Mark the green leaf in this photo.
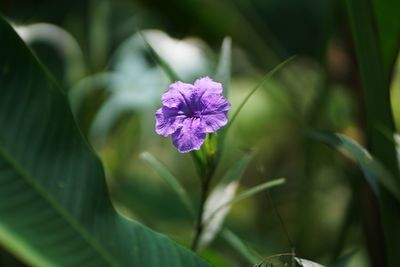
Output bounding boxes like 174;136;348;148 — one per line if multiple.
221;228;262;265
333;250;358;267
214;38;232;159
346;0;400;265
345;0;399;179
371;0;400;74
0;15;209;267
88;0;110;69
198;153;253;249
226;56;295;131
204;178;286;224
140;151;195;216
139;31;180;82
215;37;231;98
310;131;400;202
14;22;85;86
68;72;114;115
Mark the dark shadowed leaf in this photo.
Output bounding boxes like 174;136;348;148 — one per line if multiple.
0;15;209;267
346;0;400;264
371;0;400;73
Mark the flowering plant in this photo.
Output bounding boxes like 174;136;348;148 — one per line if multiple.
155;77;230;153
150;55;289;251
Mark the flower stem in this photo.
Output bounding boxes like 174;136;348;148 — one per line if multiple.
191;160;215;252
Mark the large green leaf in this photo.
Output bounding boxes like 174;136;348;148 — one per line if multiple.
345;0;399;177
345;0;400;265
0;15;210;267
371;0;400;74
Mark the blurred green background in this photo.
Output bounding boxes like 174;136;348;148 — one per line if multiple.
1;0;399;266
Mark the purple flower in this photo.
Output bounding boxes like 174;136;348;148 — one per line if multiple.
155;77;231;153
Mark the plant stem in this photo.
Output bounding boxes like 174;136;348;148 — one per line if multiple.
191;161;215;252
266;189;293;250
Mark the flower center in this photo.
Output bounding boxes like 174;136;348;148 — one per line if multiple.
192;111;202;118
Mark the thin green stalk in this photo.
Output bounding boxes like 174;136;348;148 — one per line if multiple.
331;192;356;262
190;162;216;251
203;178;286;225
225;56;295;132
138;31;180;82
266;189;293;251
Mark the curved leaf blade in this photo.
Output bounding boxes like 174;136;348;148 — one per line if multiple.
221;228;262;265
0;15;209;267
139;31;180;82
140;151;195;216
310;131;400;202
205;178;286;223
215;37;231;98
198;153;253;249
226;56;295;132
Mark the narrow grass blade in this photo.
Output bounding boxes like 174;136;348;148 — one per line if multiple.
214;37;232;159
310;131;400;202
227;178;285;206
215;37;232;97
138;31;180;82
226;56;295;131
204;178;286;225
220;153;254;185
221;228;262;265
140;152;195;216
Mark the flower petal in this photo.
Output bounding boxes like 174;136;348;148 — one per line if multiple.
202;113;228;133
172;118;206;153
155;107;184;137
161;81;194;111
194;77;223;96
201;94;231;114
